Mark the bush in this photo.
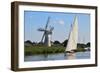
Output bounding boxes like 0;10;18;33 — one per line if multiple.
24;44;65;55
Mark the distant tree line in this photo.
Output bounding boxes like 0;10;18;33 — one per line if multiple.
62;39;90;48
25;39;90;48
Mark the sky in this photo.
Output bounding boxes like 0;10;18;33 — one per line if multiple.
24;11;90;44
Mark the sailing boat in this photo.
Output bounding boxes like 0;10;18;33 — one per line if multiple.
65;16;78;54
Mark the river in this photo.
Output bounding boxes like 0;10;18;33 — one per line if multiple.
24;51;90;62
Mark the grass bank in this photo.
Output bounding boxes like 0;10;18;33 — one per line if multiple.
24;44;86;56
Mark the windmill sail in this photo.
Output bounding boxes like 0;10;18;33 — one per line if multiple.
41;17;50;43
38;17;54;47
65;16;78;52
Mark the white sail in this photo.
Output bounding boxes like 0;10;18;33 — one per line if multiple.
65;16;78;52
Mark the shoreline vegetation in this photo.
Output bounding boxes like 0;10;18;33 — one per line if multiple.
24;40;90;56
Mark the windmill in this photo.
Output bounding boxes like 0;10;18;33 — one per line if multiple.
38;17;54;47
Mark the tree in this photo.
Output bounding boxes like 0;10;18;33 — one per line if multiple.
53;40;60;44
77;43;86;48
25;40;33;44
86;42;90;47
33;42;37;45
62;39;68;47
24;40;33;46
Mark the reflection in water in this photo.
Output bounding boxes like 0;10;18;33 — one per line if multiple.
24;51;90;62
44;54;48;60
67;53;76;59
64;53;76;60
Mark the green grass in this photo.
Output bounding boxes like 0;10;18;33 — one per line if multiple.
24;44;86;56
24;44;65;56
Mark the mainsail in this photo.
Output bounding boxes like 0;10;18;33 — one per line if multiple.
65;16;78;52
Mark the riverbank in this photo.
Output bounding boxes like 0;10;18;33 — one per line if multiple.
24;44;87;56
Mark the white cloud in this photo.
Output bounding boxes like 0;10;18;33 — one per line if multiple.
53;19;65;25
58;20;65;25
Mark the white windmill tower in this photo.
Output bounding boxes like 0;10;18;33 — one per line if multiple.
38;17;54;47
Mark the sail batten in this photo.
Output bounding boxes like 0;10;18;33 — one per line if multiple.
65;16;78;52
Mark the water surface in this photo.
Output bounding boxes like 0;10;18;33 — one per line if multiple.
24;51;90;62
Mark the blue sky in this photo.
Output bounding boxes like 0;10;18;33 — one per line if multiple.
24;11;90;44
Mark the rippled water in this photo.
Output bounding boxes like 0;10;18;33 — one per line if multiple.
24;51;90;62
